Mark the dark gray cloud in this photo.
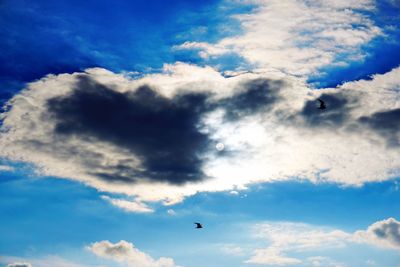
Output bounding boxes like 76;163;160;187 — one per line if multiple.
300;93;352;127
359;108;400;146
222;78;282;120
44;76;285;185
299;93;400;147
369;218;400;248
47;76;212;185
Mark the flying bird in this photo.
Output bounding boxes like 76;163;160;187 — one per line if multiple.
317;98;326;110
194;222;203;229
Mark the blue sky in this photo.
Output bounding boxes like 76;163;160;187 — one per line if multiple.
0;0;249;89
1;1;400;267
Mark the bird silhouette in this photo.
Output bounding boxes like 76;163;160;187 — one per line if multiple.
317;98;326;110
194;222;203;229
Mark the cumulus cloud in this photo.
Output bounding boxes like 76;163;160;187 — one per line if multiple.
88;240;177;267
176;0;381;76
101;195;154;213
246;218;400;265
0;63;400;207
354;218;400;249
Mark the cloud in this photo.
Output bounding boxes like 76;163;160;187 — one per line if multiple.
299;92;353;128
101;195;154;213
246;248;302;265
88;240;177;267
306;256;345;267
359;108;400;146
354;218;400;249
1;64;400;206
166;209;176;216
46;75;212;185
246;218;400;265
0;256;92;267
7;263;32;267
0;165;14;171
246;222;350;265
219;78;283;120
176;0;381;76
220;244;244;256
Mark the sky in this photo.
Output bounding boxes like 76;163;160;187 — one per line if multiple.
1;0;400;266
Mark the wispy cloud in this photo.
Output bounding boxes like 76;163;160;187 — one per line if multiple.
246;218;400;265
0;256;93;267
220;244;245;256
176;0;381;76
246;222;350;265
101;195;154;213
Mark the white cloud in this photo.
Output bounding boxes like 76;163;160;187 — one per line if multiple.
246;222;350;265
88;240;177;267
0;256;93;267
246;247;302;265
0;165;14;171
306;256;345;267
6;263;32;267
246;218;400;265
101;196;154;213
176;0;381;76
1;64;400;207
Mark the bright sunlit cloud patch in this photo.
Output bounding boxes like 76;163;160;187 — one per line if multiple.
176;0;381;76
